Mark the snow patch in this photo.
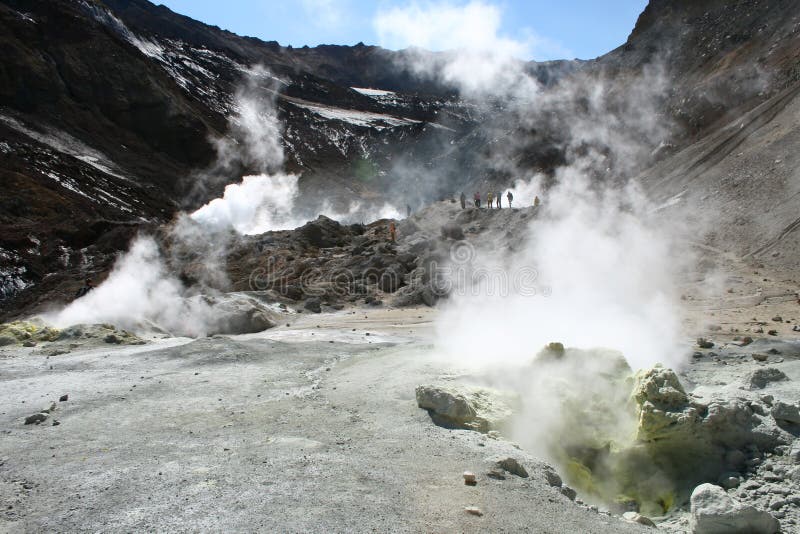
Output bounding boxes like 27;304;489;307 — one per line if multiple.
352;87;397;97
289;101;420;130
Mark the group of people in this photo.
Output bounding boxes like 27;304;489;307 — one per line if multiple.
460;190;539;210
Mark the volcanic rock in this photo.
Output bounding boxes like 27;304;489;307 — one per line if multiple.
495;457;529;479
746;368;789;389
690;483;779;534
415;384;515;433
771;402;800;425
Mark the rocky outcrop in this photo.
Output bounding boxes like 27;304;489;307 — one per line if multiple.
415;384;516;433
690;483;779;534
0;320;60;346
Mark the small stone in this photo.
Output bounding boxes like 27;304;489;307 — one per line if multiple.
720;475;741;490
769;500;785;511
486;469;505;480
465;506;483;517
59;394;68;402
560;486;577;500
104;334;121;344
22;341;36;347
463;471;477;485
52;420;60;426
496;457;528;478
752;353;769;362
544;469;562;488
772;316;783;322
767;330;778;336
24;413;48;425
697;338;714;349
623;511;656;527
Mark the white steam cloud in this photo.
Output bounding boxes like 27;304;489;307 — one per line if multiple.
45;237;215;336
375;1;540;96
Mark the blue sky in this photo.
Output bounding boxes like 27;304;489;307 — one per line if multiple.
157;0;648;61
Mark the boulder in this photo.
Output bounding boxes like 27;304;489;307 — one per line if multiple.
415;384;515;433
210;298;276;334
392;283;436;307
690;483;779;534
771;402;800;425
746;368;788;389
495;457;529;478
303;298;322;314
297;216;349;248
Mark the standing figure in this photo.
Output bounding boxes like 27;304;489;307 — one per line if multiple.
534;195;540;208
507;191;513;208
487;191;493;209
460;192;466;209
496;191;502;208
474;192;480;208
406;204;412;218
389;221;397;242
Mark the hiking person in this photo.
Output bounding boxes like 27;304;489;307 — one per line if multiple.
507;191;513;208
460;192;466;209
496;191;502;208
75;278;94;299
534;195;540;207
389;221;397;242
487;191;493;209
474;191;480;208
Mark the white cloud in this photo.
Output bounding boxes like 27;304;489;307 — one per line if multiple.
374;1;528;57
373;1;557;96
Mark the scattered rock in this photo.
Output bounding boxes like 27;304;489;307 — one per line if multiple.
767;330;778;336
24;413;48;425
697;338;715;349
496;457;529;478
771;402;800;425
560;486;577;500
543;468;562;487
623;511;656;527
788;440;800;464
22;340;36;347
464;506;483;517
104;333;121;344
415;384;515;433
59;394;68;402
304;298;322;314
690;483;779;534
719;474;741;489
752;353;769;362
486;469;506;480
746;368;789;389
463;471;477;486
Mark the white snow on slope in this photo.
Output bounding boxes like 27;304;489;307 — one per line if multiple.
352;87;397;97
289;101;420;130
